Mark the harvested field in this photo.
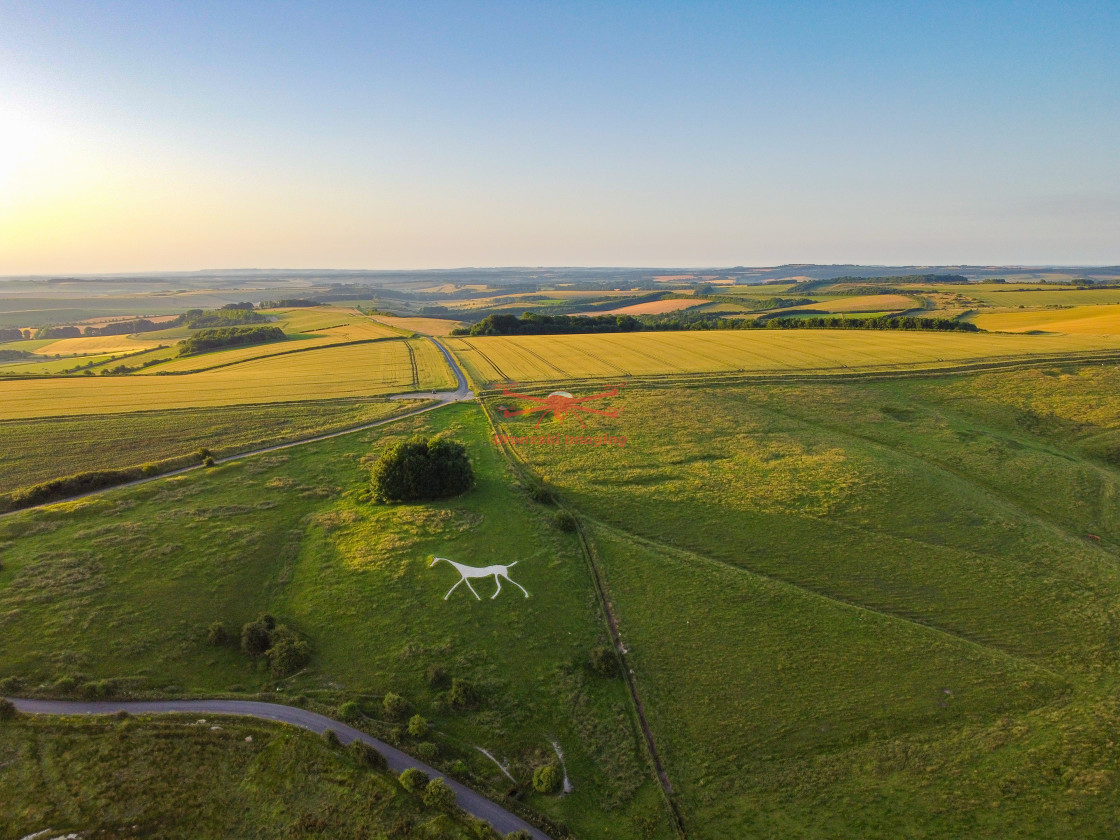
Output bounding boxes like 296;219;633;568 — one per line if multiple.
33;334;170;356
596;298;705;315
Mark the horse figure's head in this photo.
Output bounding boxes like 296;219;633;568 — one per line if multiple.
430;556;448;567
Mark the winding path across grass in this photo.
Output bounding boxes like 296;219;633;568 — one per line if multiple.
7;697;550;840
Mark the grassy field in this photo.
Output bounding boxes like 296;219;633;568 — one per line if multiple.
0;398;426;494
489;363;1120;837
949;287;1120;307
0;712;483;840
0;403;670;839
448;330;1120;385
0;338;452;419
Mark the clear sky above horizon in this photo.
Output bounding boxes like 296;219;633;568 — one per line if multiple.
1;1;1117;274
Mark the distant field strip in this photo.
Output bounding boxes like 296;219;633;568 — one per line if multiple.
140;310;399;373
972;304;1120;335
32;334;170;356
0;339;452;419
448;330;1120;384
368;315;464;335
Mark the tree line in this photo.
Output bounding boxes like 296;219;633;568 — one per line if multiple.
454;310;979;337
177;325;286;356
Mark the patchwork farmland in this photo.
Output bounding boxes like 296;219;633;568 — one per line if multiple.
448;329;1120;385
4;270;1120;839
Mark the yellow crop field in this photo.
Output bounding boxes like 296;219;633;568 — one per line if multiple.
972;304;1120;335
599;298;705;315
32;335;169;356
813;294;916;313
0;338;452;419
370;315;464;335
447;330;1120;385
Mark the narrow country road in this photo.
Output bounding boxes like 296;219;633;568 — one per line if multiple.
8;697;550;840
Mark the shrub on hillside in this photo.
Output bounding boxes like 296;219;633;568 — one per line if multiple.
590;646;619;678
383;692;409;720
240;619;273;658
423;777;457;812
426;665;450;690
266;628;311;677
370;436;474;503
207;622;228;646
407;714;428;738
399;767;428;793
322;729;341;747
554;510;577;532
415;741;438;761
532;764;562;794
529;483;555;505
351;739;388;770
238;614;310;676
0;698;17;721
338;700;361;722
447;678;477;710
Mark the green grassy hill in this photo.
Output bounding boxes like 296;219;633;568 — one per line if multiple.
0;712;484;840
490;364;1120;838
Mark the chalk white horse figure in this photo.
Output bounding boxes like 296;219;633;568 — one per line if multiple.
430;557;530;600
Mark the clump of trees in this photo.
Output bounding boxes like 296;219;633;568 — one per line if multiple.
173;308;268;329
239;613;311;677
370;437;474;503
33;325;82;339
177;325;286;356
261;298;321;308
0;698;18;721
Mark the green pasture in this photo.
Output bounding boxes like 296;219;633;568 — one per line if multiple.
0;403;669;839
492;363;1120;837
0;398;426;494
0;713;481;840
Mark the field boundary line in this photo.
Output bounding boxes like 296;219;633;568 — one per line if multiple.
587;516;1066;682
477;401;687;839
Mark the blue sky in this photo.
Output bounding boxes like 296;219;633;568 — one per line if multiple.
1;1;1117;271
